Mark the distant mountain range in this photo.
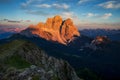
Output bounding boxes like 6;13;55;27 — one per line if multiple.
0;32;15;39
0;26;24;39
80;29;120;41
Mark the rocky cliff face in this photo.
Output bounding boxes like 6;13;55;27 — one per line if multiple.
0;40;81;80
83;36;111;50
91;36;110;45
21;15;80;45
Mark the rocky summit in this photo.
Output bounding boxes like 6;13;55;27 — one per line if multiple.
21;15;80;45
91;36;110;45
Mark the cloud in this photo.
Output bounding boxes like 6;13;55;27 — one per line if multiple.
84;13;112;19
60;12;81;25
35;4;51;8
3;19;21;23
21;0;39;8
22;0;69;10
82;13;98;18
3;19;9;21
52;3;69;9
61;12;74;19
26;10;51;16
21;0;33;8
78;0;93;4
98;1;120;9
7;21;21;23
0;27;24;33
1;19;31;23
78;23;120;30
35;3;69;10
21;0;70;16
86;13;98;17
101;13;112;19
26;20;31;22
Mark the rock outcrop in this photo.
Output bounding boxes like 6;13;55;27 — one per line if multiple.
21;15;80;45
84;36;111;50
0;40;81;80
91;36;110;45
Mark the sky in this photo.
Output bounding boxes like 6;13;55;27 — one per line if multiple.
0;0;120;30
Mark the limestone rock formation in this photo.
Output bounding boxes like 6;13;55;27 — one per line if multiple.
61;18;80;43
21;15;80;45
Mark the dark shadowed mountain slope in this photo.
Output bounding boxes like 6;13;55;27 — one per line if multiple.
0;32;15;39
108;33;120;41
1;33;120;80
0;39;81;80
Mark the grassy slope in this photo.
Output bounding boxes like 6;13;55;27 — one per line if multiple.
0;40;31;69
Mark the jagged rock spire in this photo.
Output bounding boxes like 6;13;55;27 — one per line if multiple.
21;15;80;45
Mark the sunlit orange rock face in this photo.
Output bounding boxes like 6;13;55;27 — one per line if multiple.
92;36;110;45
22;15;80;45
61;18;80;43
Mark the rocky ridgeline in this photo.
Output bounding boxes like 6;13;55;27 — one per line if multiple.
21;15;80;45
0;40;81;80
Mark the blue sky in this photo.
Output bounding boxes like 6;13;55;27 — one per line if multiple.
0;0;120;29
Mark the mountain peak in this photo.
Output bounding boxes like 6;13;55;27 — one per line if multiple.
91;36;110;45
53;15;62;20
21;15;80;44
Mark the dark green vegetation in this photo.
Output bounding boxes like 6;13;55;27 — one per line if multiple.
4;54;31;69
0;40;30;69
76;68;102;80
0;39;80;80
